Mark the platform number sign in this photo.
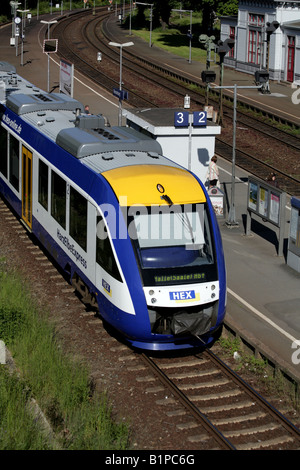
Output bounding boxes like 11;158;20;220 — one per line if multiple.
193;111;207;127
174;111;207;128
174;111;189;127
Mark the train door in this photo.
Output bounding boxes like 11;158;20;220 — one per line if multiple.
22;145;32;229
287;36;295;82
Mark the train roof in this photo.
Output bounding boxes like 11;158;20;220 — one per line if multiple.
0;66;178;174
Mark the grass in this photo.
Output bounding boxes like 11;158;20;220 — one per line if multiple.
124;10;213;64
0;262;129;450
217;335;300;409
129;27;208;63
0;367;53;450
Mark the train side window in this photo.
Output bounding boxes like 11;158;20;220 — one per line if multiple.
38;159;49;210
0;126;8;178
96;215;122;282
51;170;66;229
9;134;19;191
70;186;87;251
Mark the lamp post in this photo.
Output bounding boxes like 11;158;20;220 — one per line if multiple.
216;38;235;125
135;2;153;47
10;1;21;45
109;41;134;125
40;19;58;92
172;9;193;63
17;8;29;66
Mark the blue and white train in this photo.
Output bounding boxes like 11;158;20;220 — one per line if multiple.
0;63;226;351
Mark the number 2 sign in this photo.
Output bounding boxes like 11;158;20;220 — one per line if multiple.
193;111;207;127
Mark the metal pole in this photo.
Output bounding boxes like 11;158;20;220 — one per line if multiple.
109;41;134;125
209;84;262;227
41;20;57;93
16;9;29;65
218;61;223;125
47;24;50;92
119;46;123;125
172;8;193;62
188;113;192;171
227;84;238;225
189;10;192;64
21;13;24;66
129;0;132;35
149;4;152;47
135;3;154;47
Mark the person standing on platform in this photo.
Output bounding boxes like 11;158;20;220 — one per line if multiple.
207;155;220;188
266;172;279;187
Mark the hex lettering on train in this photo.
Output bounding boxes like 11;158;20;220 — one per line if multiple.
169;290;195;301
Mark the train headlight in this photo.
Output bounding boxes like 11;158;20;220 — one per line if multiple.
151;298;157;304
211;285;216;299
149;290;155;296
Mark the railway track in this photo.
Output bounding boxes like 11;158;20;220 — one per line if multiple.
138;351;300;450
216;139;300;195
52;9;164;108
51;10;300;195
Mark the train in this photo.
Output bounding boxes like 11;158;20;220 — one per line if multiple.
0;63;226;351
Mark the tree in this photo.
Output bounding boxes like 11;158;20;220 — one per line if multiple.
27;0;38;9
180;0;238;32
2;2;12;17
152;0;174;29
217;0;238;17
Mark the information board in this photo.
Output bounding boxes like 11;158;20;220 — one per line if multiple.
246;176;286;256
247;176;284;228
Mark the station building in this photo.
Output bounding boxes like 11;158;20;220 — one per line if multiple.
220;0;300;84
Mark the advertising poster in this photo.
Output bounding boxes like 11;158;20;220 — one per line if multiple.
270;192;280;224
248;182;258;211
259;187;268;216
59;59;74;97
290;207;298;241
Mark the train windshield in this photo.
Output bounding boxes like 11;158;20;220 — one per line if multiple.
127;203;217;286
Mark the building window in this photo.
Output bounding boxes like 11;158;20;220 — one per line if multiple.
287;36;295;82
229;26;235;58
70;186;87;251
51;171;66;229
248;29;262;65
248;13;264;66
0;126;8;178
9;134;19;191
38;159;49;210
248;14;264;27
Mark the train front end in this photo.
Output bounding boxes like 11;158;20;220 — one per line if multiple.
103;164;226;351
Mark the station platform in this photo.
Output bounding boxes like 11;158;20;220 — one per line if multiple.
0;12;300;384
